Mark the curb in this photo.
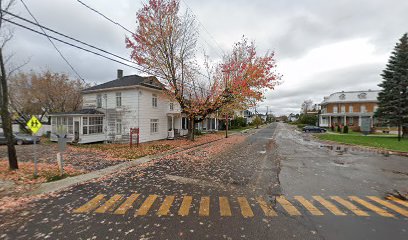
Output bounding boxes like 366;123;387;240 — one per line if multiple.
29;131;248;196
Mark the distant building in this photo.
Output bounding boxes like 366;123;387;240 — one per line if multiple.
319;90;380;129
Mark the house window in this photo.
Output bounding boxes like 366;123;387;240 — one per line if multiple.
341;105;345;113
360;105;367;113
116;119;122;135
83;116;103;135
67;117;73;134
333;106;338;113
349;117;354;125
169;102;174;111
116;92;122;107
152;94;158;108
349;105;353;113
150;119;159;133
182;117;188;130
96;94;102;108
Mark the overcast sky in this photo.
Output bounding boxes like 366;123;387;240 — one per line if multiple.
6;0;408;115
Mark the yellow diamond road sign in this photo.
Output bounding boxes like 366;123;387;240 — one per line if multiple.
27;116;42;134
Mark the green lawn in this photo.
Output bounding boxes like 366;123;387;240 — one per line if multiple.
316;134;408;152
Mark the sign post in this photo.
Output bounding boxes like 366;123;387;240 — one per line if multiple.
27;116;42;178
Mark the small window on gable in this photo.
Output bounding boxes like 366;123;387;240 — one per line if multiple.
339;94;346;100
170;102;174;110
152;94;158;108
358;93;367;99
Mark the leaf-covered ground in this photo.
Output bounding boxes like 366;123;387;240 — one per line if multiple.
0;132;226;207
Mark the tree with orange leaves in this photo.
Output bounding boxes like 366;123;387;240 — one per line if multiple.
126;0;280;140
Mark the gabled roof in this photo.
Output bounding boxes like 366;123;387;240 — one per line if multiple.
321;90;380;105
49;109;104;116
82;75;163;93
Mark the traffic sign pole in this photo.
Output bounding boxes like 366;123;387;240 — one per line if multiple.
33;133;38;177
27;116;42;178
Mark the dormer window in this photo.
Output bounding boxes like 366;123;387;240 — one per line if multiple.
358;93;367;99
339;94;346;100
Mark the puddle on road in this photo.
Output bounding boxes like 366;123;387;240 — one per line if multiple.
319;145;391;156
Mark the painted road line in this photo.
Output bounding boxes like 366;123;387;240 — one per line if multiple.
386;196;408;208
94;194;123;213
256;197;277;217
367;196;408;217
199;196;210;217
135;195;158;216
219;197;232;217
276;196;301;216
114;193;140;215
157;195;175;216
73;194;105;213
313;196;346;216
294;196;324;216
330;196;369;217
349;196;394;218
178;196;193;216
237;197;254;218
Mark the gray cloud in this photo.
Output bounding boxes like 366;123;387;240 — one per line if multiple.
3;0;406;115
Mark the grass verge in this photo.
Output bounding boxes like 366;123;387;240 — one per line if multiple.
316;134;408;152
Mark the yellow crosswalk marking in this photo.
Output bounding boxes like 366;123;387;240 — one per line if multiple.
114;193;140;215
386;196;408;208
256;197;277;217
349;196;394;218
276;196;301;216
237;197;254;218
313;196;346;216
330;196;369;216
219;197;232;217
367;196;408;217
199;196;210;217
178;196;193;216
135;195;158;216
294;196;324;216
157;195;175;216
73;194;105;213
94;194;123;213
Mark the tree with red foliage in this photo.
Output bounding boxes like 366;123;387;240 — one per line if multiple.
127;0;280;140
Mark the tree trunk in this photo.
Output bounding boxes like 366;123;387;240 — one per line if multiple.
0;48;18;169
403;125;408;139
225;114;228;138
397;123;401;142
188;116;195;141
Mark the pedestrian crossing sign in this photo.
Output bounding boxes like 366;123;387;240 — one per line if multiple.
27;116;42;134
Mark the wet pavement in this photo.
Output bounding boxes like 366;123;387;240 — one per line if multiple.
0;123;407;239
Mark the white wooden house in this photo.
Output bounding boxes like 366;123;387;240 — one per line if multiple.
49;70;219;144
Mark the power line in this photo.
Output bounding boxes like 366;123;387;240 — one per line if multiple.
74;0;210;80
181;0;225;57
3;16;210;92
3;18;153;74
19;0;85;82
76;0;133;35
3;10;136;67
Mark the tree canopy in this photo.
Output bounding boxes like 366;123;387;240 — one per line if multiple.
377;33;408;140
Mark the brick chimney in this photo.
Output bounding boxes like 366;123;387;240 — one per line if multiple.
117;69;123;79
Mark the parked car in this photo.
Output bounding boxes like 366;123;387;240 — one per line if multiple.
0;132;40;145
302;126;327;133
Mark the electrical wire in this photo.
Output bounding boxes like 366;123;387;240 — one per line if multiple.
19;0;85;82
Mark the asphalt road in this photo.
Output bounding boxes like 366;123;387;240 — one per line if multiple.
1;123;407;240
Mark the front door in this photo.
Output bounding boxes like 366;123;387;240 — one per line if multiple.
74;121;80;142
